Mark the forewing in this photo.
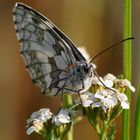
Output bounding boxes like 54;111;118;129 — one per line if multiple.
50;24;86;62
13;3;77;95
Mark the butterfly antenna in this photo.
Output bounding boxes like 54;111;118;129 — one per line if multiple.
93;69;116;92
90;37;134;63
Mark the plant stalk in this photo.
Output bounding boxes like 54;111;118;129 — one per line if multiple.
122;0;132;139
133;84;140;140
99;121;107;140
64;95;73;140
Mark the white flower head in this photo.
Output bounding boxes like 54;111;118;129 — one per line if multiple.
104;73;117;81
80;92;97;107
27;108;53;124
115;79;135;92
26;108;53;135
26;119;45;135
103;73;116;88
117;93;129;109
52;109;71;126
103;80;114;88
93;90;118;112
101;97;118;112
92;75;114;88
95;89;115;98
92;76;104;86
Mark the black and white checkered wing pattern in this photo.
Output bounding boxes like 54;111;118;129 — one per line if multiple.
13;3;78;95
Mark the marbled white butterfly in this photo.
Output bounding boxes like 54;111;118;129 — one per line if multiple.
13;3;95;96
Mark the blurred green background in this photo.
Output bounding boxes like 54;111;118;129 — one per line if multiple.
0;0;139;140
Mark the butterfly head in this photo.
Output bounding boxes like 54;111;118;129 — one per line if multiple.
72;61;94;93
76;62;94;79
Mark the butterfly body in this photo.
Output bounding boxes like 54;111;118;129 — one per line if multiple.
13;3;95;96
62;62;94;93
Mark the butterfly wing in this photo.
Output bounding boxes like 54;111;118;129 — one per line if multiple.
13;3;86;95
50;24;86;62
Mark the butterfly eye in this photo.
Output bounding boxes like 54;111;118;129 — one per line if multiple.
77;67;80;72
83;66;89;73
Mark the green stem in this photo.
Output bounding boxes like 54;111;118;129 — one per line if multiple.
64;95;73;140
95;124;101;135
89;119;100;135
67;125;73;140
99;121;107;140
64;94;73;108
44;132;55;140
122;0;132;140
133;84;140;140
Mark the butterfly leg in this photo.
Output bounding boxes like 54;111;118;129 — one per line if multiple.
64;82;85;104
77;83;86;115
55;91;64;115
55;79;70;114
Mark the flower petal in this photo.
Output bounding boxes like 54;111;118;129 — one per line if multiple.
26;126;36;135
121;101;129;109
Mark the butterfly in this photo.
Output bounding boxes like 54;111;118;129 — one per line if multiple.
13;3;95;96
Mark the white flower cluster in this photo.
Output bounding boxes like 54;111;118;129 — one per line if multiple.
27;108;53;124
52;109;71;126
26;108;52;135
26;108;71;135
80;73;135;113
